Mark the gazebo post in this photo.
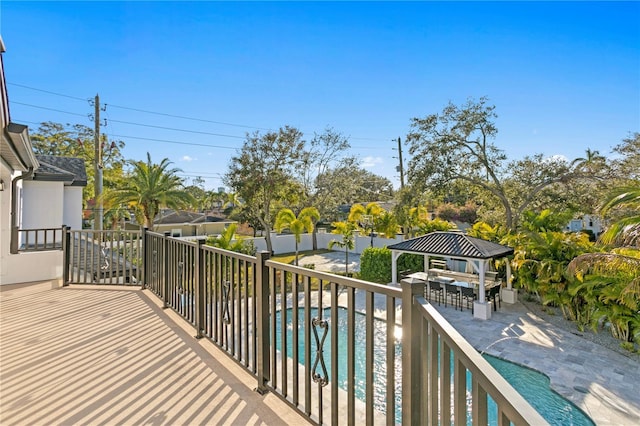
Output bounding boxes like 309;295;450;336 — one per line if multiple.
473;259;492;320
391;250;400;285
501;258;518;304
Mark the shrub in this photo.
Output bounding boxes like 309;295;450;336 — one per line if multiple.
359;247;392;283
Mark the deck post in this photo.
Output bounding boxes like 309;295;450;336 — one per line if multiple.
140;227;147;289
62;225;70;286
163;232;171;308
194;239;205;338
255;250;271;394
401;277;426;424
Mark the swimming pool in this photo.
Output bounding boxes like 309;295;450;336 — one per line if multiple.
275;307;594;425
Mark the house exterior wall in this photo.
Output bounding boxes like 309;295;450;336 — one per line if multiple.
63;186;83;229
22;180;64;229
0;168;64;285
0;160;13;283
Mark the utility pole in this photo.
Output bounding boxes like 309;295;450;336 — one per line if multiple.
94;94;103;233
396;137;405;189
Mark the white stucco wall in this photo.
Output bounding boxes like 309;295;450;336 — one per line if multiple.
22;180;64;229
0;161;13;284
248;232;403;255
1;250;63;285
63;186;83;230
0;170;64;285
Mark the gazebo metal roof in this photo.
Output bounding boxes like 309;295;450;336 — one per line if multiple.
387;231;513;260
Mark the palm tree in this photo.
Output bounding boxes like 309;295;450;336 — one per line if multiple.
376;211;399;238
274;207;320;265
348;202;383;246
206;223;251;253
406;205;430;238
571;148;606;174
600;185;640;247
328;221;357;275
104;153;194;229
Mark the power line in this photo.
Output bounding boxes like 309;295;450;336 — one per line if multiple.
9;82;269;130
13;101;246;139
9;82;392;142
10;101;87;118
7;82;88;102
107;103;271;131
107;118;245;138
110;134;239;150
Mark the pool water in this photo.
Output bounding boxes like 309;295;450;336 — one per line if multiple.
275;307;594;425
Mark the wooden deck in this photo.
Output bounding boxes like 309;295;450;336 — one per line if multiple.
0;282;308;426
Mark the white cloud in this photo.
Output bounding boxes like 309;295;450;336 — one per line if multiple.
181;155;195;162
361;156;383;168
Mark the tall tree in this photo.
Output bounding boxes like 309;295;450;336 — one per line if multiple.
224;126;306;253
406;98;598;230
274;207;320;265
31;121;126;222
104;153;194;228
296;128;355;248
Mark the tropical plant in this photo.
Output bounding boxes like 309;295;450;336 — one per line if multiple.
103;153;194;228
566;252;640;345
599;185;640;247
507;230;594;303
205;223;255;254
466;221;507;243
274;207;320;265
415;218;456;236
348;202;384;246
328;221;357;275
375;211;400;239
520;209;574;233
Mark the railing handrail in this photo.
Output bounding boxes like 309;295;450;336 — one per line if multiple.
415;294;548;425
61;228;550;425
269;259;403;298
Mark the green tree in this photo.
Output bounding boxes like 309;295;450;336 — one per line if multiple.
348;202;384;246
406;98;599;230
104;153;194;228
328;221;357;275
274;207;320;265
295;128;358;248
224;126;306;254
31;121;126;223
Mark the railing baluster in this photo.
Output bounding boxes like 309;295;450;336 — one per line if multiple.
304;275;311;416
331;281;339;425
454;355;466;425
386;296;396;426
347;285;355;426
441;340;451;426
365;291;374;424
292;272;299;406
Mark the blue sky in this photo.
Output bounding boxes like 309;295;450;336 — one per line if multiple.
2;1;638;190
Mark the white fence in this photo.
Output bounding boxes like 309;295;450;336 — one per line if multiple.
249;232;404;255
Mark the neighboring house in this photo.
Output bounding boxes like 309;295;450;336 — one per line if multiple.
0;37;63;285
152;210;236;237
22;155;87;231
566;214;603;238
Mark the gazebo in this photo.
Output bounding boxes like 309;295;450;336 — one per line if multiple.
388;231;517;319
